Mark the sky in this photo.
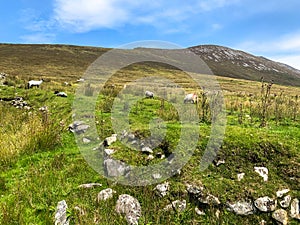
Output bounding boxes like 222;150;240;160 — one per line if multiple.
1;0;300;70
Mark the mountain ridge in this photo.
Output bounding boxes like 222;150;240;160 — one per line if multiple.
0;43;299;86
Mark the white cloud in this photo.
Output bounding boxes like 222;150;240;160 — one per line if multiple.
236;32;300;70
20;33;56;43
52;0;239;33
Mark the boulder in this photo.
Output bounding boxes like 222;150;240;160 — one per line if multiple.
97;188;116;201
254;166;268;182
279;195;291;208
276;189;290;198
104;158;131;178
115;194;141;225
226;200;256;215
290;198;300;220
54;200;69;225
154;182;169;197
272;209;288;225
254;196;277;212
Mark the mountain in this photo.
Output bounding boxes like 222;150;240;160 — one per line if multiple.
189;45;300;86
0;43;299;86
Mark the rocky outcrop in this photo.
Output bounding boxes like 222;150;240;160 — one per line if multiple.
115;194;141;225
54;200;69;225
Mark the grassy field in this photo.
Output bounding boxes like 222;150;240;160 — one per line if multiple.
0;46;299;224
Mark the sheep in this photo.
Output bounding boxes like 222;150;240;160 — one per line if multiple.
145;91;154;98
184;93;198;104
27;79;43;89
54;91;68;97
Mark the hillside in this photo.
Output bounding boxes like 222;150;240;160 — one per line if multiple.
0;43;299;86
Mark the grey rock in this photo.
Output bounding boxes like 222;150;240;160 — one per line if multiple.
104;148;115;156
69;121;89;134
276;189;290;198
82;137;91;143
237;173;245;181
198;194;221;205
141;146;153;154
78;183;102;188
115;194;141;225
154;182;169;197
54;200;69;225
104;134;117;146
272;209;288;225
226;200;256;215
152;173;162;179
254;166;268;182
279;195;291;208
186;184;204;196
104;158;131;178
195;207;206;216
97;188;116;201
290;198;300;220
254;196;277;212
164;200;186;212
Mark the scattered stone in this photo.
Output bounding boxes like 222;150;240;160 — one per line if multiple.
272;209;288;225
39;106;48;112
54;200;69;225
290;198;300;220
104;134;117;146
198;194;221;205
97;188;116;201
146;154;154;160
276;189;290;198
280;195;291;208
154;182;169;197
68;121;90;134
11;97;28;109
104;148;115;156
215;159;225;166
82;137;91;143
152;173;162;179
115;194;141;225
186;184;204;196
215;209;220;218
104;158;131;178
254;196;277;212
141;146;153;154
78;183;102;188
259;219;267;225
164;200;186;212
195;207;206;216
237;173;245;181
226;200;256;215
254;166;268;181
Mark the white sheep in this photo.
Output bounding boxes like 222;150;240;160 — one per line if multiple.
27;79;43;89
184;93;198;104
145;91;154;98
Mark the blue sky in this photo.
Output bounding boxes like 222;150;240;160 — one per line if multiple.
1;0;300;69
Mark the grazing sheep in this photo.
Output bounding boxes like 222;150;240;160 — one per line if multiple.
145;91;154;98
54;91;68;97
184;93;198;104
27;79;43;89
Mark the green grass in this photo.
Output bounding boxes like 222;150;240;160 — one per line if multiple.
0;46;299;224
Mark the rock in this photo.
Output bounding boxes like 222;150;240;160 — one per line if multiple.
68;121;90;134
215;159;225;166
272;209;288;225
237;173;245;181
97;188;116;201
290;198;300;220
276;189;290;198
104;148;115;156
104;134;117;146
54;200;69;225
259;219;267;225
115;194;141;225
82;137;91;143
104;158;131;178
195;207;206;216
141;146;153;154
186;184;204;196
146;154;154;160
78;183;102;188
254;166;268;181
152;173;162;179
154;182;169;197
55;91;68;97
254;196;277;212
164;200;186;212
279;195;291;208
198;194;221;205
226;200;256;215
